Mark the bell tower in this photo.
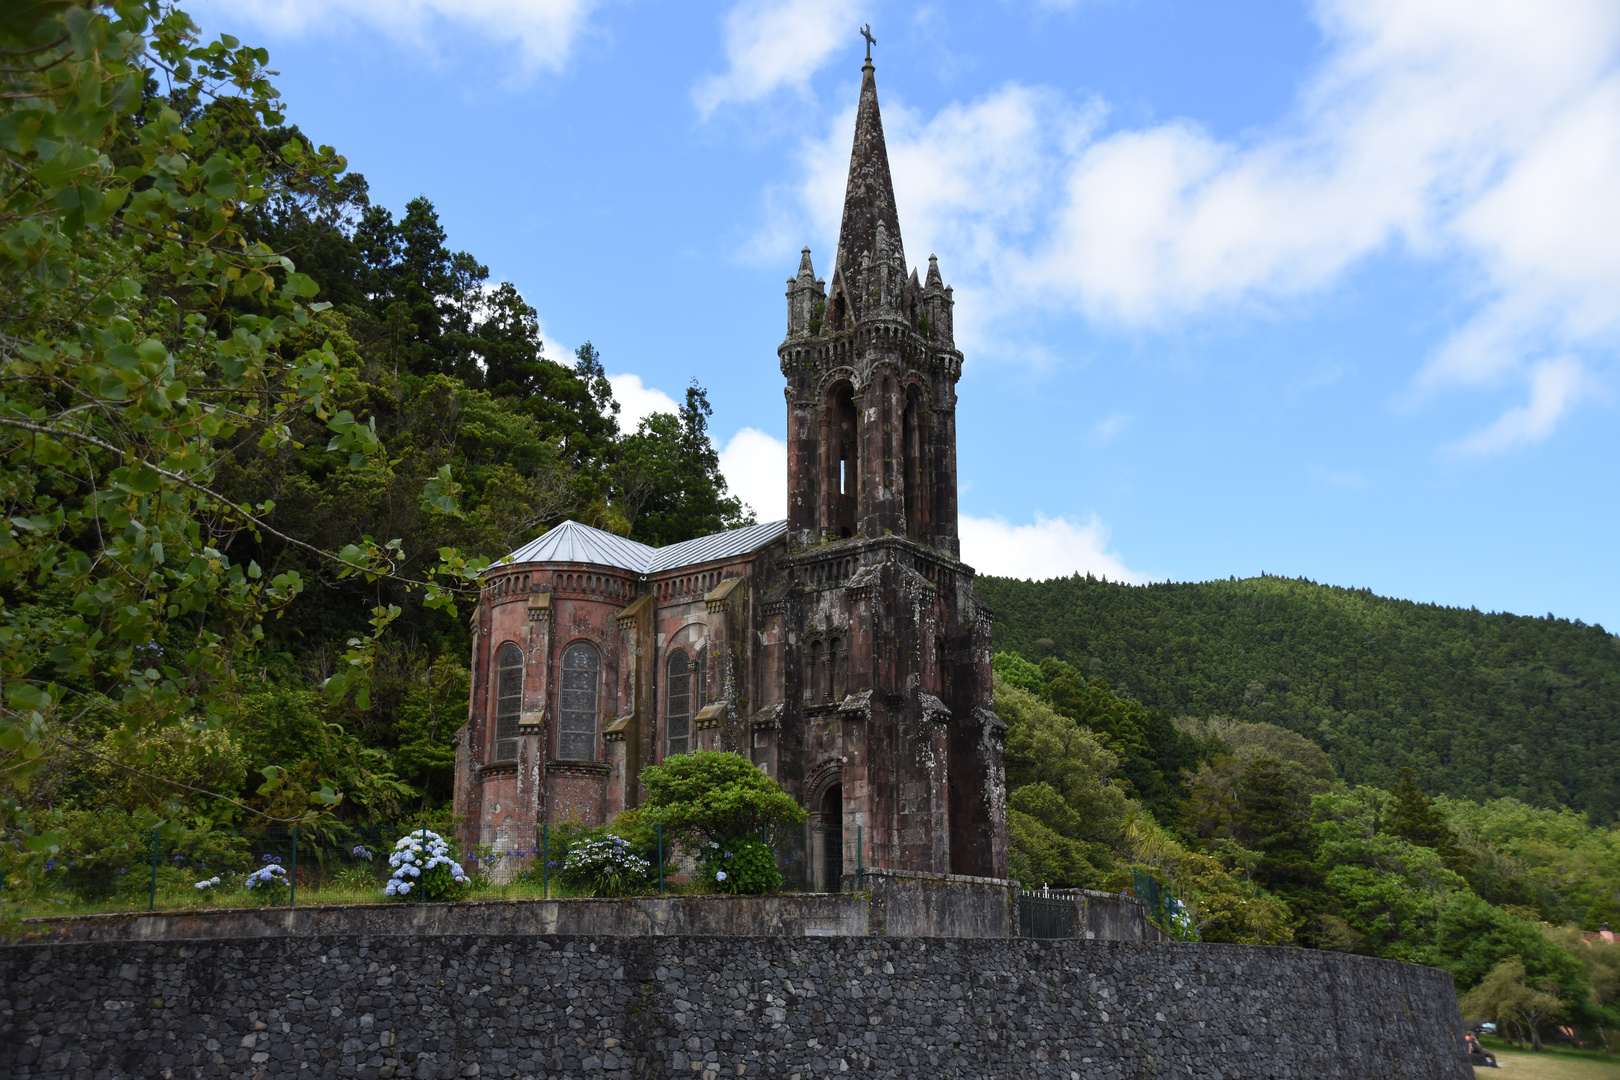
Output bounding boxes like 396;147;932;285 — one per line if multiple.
781;55;962;556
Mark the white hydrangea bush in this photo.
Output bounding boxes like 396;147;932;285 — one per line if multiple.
385;830;470;901
559;835;652;897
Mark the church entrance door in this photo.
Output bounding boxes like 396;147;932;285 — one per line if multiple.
822;785;844;892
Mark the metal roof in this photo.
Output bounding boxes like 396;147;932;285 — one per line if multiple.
503;520;655;571
644;519;789;572
502;519;787;575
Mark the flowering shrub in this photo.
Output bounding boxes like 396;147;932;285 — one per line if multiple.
697;837;783;895
560;835;652;897
385;830;470;901
193;876;222;892
245;862;289;904
1160;896;1199;941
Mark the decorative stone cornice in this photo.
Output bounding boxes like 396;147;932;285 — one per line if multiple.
615;593;653;626
704;577;744;611
837;688;873;721
546;759;610;778
751;703;784;732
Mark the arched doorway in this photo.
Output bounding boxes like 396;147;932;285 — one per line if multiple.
821;785;843;893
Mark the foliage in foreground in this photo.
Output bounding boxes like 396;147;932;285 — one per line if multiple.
0;0;754;896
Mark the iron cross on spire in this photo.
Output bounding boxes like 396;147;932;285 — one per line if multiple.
860;23;876;62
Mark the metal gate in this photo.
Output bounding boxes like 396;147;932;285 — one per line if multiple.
823;824;843;893
1017;893;1077;939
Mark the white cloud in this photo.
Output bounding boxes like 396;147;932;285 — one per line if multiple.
694;0;864;117
1306;465;1368;490
204;0;599;72
718;428;788;521
1093;413;1131;442
607;373;681;434
959;513;1142;583
1447;357;1591;457
764;0;1620;449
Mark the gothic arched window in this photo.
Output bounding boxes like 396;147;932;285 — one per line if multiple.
558;642;600;760
666;650;692;757
493;642;524;762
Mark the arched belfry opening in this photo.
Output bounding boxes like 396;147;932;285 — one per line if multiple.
828;381;858;538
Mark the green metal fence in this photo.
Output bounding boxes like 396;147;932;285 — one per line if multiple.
10;823;535;917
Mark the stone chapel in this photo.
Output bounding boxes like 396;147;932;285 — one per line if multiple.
452;55;1007;889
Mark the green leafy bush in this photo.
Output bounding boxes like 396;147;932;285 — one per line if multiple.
636;751;806;847
697;837;782;895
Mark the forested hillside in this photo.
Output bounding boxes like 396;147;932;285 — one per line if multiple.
0;1;750;831
977;574;1620;821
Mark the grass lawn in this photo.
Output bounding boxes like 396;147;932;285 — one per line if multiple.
1475;1036;1620;1079
6;877;753;922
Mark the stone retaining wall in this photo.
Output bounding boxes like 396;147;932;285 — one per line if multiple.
27;870;1156;945
0;935;1470;1079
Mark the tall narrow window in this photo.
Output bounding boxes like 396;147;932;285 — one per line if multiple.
695;646;708;711
493;643;523;761
903;389;923;540
666;650;692;757
558;642;600;760
829;637;844;701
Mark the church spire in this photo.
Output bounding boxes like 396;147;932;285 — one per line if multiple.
834;55;903;307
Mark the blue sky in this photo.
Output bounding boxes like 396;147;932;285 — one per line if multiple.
191;0;1620;629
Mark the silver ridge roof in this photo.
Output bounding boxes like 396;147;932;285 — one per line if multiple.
502;518;788;575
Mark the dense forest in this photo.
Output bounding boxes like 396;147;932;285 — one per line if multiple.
978;573;1620;820
0;1;749;840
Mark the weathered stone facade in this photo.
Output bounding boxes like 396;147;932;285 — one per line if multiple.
453;59;1005;887
0;936;1472;1079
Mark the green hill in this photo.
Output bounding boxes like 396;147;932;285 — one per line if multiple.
975;574;1620;821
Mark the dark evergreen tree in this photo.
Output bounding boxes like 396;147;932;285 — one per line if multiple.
615;382;753;546
354;197;488;379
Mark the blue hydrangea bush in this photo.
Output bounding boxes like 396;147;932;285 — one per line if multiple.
560;835;652;897
697;837;783;895
385;830;470;901
244;857;289;904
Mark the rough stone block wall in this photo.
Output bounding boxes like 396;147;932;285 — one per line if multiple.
0;936;1469;1079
